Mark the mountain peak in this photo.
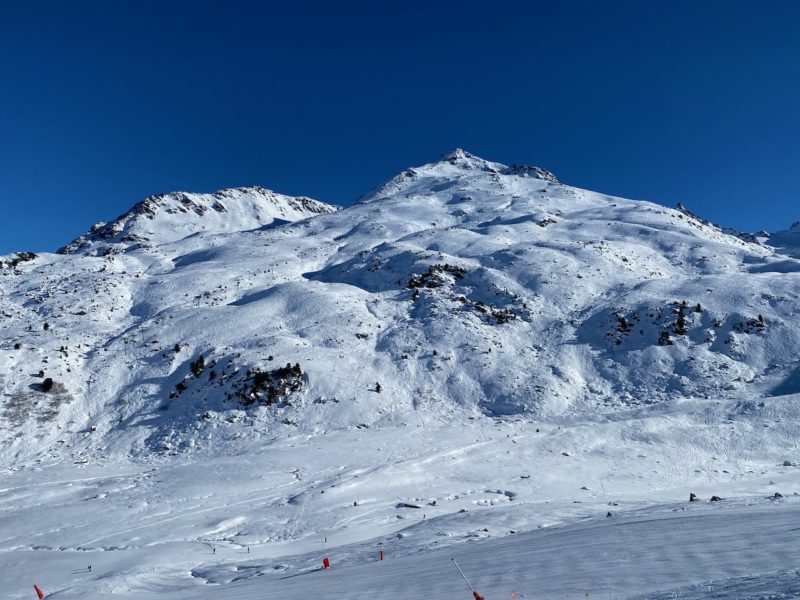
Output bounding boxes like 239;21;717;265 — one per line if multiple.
58;186;338;255
357;150;559;204
435;148;498;171
436;149;559;182
439;148;476;162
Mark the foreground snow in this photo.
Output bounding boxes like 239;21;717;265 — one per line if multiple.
4;395;800;598
6;470;800;599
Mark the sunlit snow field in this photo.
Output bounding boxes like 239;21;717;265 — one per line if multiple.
5;401;800;599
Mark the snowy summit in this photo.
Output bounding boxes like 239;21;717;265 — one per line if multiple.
57;186;338;255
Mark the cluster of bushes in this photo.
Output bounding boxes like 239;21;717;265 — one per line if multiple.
169;351;209;398
609;300;704;347
448;294;519;324
673;302;689;336
610;299;768;350
234;363;304;407
405;263;527;326
165;350;304;410
733;315;767;334
407;264;467;289
610;311;638;345
189;355;205;377
489;307;517;324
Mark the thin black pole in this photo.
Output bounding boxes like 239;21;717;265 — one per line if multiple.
451;558;475;592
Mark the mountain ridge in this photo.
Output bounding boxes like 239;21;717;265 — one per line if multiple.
1;150;799;468
57;185;339;255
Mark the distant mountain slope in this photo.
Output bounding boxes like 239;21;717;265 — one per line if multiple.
763;221;800;259
57;186;339;255
1;150;799;466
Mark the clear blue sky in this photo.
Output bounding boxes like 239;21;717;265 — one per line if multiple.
1;1;798;254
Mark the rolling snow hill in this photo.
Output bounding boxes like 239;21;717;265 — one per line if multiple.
2;149;800;598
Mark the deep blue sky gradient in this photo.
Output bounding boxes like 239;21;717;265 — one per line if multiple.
1;1;798;254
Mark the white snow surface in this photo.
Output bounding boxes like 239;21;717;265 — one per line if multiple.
2;149;800;598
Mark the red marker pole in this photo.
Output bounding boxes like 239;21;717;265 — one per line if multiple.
33;585;45;599
451;558;485;600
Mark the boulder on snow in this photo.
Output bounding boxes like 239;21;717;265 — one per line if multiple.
710;495;722;502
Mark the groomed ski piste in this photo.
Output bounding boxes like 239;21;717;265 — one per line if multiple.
6;416;800;599
2;150;800;598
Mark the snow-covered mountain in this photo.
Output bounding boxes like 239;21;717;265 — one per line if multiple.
57;186;338;255
2;150;800;599
762;220;800;259
3;149;799;459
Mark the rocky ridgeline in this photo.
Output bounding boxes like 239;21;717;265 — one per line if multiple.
0;251;37;271
58;186;338;255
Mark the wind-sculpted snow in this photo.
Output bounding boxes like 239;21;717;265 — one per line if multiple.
2;151;800;598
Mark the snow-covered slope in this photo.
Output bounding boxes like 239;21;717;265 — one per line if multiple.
57;186;338;255
762;220;800;260
2;150;800;598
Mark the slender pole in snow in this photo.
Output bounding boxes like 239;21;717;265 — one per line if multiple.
451;558;486;600
452;558;475;591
